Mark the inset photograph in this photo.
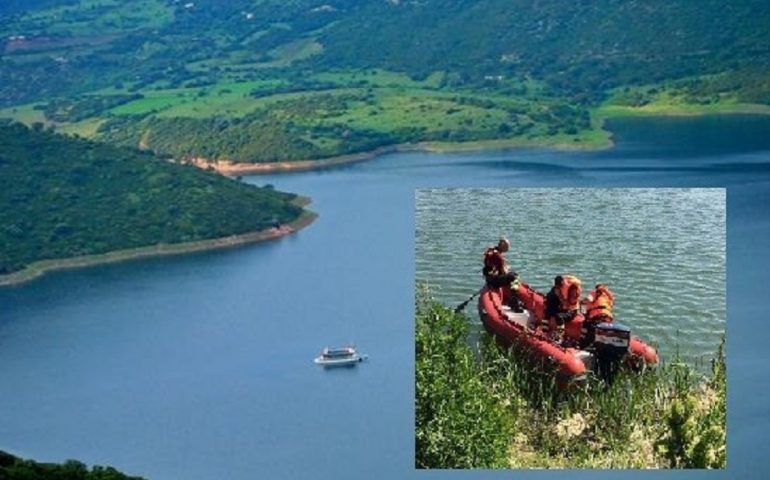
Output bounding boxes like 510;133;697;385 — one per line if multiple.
415;188;726;469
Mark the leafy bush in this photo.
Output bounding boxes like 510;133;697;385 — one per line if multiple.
415;289;515;468
657;339;726;468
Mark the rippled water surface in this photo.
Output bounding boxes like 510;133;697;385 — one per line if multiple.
1;115;769;480
416;188;725;365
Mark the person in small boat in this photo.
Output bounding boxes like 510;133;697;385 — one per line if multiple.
544;275;584;341
482;237;517;288
544;275;565;332
583;283;615;324
561;279;586;344
483;236;523;311
559;275;582;313
578;283;616;347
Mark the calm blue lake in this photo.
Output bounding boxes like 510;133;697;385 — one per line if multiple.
1;115;769;479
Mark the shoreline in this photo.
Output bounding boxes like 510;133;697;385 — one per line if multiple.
3;105;764;286
189;104;770;177
188;105;770;176
0;197;317;287
187;145;407;175
188;137;613;176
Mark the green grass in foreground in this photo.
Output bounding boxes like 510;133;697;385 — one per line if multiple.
415;288;726;469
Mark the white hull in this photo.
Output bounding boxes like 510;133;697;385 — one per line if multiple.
314;354;367;367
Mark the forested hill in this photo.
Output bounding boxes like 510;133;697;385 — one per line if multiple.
1;0;768;163
1;0;768;105
316;0;770;101
0;123;304;276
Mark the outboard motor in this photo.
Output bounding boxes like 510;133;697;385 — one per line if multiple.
593;322;630;384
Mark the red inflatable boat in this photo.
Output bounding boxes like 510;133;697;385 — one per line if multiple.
478;281;658;386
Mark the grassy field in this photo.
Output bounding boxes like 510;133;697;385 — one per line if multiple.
1;62;765;163
104;80;287;117
264;38;324;66
0;103;46;125
0;75;608;161
57;117;105;137
311;69;445;89
334;89;509;132
597;101;770;118
597;83;770;118
2;0;173;37
8;73;760;164
421;130;612;152
185;38;323;75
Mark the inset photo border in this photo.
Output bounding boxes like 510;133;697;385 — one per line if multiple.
415;187;726;469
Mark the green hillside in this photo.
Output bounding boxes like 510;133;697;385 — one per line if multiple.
0;122;304;276
1;0;768;162
317;0;770;99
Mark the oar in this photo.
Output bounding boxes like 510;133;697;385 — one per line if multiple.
454;287;485;313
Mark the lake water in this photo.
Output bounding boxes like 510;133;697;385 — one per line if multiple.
416;187;725;367
1;115;770;479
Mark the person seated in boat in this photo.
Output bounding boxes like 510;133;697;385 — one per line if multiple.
583;283;615;323
560;277;585;344
544;275;584;342
578;283;616;347
544;275;565;332
482;237;517;288
483;236;521;310
583;283;615;324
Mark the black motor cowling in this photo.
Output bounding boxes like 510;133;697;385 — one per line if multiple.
593;322;630;384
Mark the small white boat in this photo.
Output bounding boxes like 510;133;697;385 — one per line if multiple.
314;346;368;367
